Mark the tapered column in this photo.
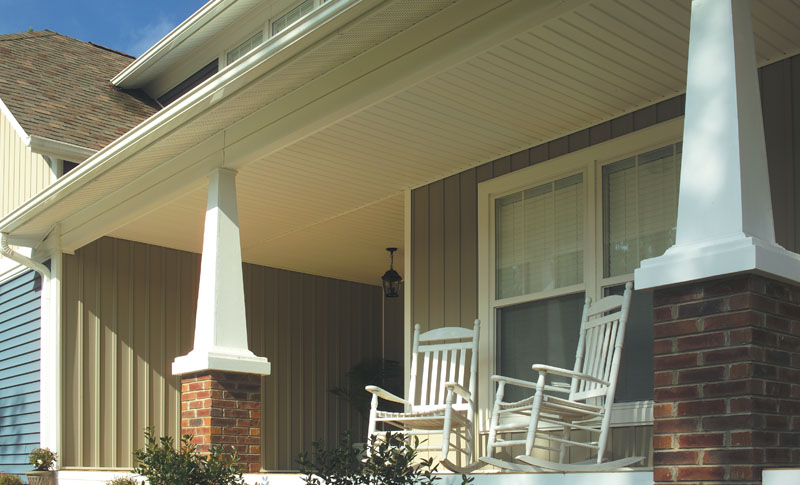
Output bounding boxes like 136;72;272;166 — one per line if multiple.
635;0;800;290
172;168;270;376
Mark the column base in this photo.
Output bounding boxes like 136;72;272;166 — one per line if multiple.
635;234;800;290
172;348;271;376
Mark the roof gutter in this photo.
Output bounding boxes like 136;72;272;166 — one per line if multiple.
0;0;374;239
111;0;237;87
0;233;50;278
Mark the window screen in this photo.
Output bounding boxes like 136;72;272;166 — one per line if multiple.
227;31;263;65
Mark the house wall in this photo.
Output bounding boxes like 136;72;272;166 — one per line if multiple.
0;108;52;219
410;53;800;466
61;237;383;471
0;270;42;475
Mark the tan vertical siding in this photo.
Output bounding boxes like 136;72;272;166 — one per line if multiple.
62;237;383;471
0;109;52;218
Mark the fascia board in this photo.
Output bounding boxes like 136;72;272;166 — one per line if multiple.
0;0;379;239
112;0;237;87
28;136;96;162
0;97;29;143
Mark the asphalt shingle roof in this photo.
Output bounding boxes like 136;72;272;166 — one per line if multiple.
0;30;159;152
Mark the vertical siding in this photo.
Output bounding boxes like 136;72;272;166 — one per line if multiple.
0;270;42;475
62;237;383;471
0;109;52;218
410;54;800;466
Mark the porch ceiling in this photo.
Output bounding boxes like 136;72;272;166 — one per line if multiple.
6;0;800;286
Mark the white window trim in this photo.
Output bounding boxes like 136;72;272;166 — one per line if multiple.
476;117;684;429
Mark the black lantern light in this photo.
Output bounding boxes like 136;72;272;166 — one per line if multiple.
381;247;402;298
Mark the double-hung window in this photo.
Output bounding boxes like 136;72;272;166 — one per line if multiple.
478;121;683;421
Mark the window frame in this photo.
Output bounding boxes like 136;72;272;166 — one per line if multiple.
476;118;684;428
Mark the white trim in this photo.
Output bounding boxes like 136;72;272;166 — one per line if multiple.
0;96;28;141
112;0;241;86
28;135;96;163
763;469;800;485
55;470;654;485
403;188;412;401
477;118;683;426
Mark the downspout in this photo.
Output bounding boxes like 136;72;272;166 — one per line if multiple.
0;232;50;278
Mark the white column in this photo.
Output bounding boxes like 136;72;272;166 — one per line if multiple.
635;0;800;290
172;168;270;375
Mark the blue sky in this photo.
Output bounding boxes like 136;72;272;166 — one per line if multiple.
0;1;205;57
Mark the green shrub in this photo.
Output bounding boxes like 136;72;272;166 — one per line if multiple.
297;431;440;485
106;477;138;485
133;427;243;485
28;448;57;471
0;473;24;485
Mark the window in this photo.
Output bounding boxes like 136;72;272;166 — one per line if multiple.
478;121;683;421
272;0;314;36
227;31;264;65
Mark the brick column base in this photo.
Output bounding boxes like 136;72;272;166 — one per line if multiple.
652;275;800;484
181;372;262;473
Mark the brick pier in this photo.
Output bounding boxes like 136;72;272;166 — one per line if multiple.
652;275;800;484
181;372;262;473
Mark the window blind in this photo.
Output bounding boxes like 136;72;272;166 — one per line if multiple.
603;144;681;277
496;173;584;299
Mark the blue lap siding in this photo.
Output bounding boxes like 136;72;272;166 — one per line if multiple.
0;270;41;475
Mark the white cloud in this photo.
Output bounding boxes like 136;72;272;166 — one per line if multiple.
126;16;176;57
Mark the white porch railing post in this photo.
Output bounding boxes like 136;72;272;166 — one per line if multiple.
172;167;270;376
635;0;800;290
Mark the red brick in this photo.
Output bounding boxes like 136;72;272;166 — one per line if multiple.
703;414;763;431
654;339;674;355
677;366;725;384
655;319;699;338
702;346;759;365
729;362;751;379
655;353;699;370
676;399;725;416
704;311;761;330
764;315;791;332
653;435;673;449
766;447;792;462
677;433;724;448
654;418;698;434
653;450;699;465
654;371;674;387
654;306;674;323
653;403;673;418
703;448;762;464
703;380;758;397
730;431;778;447
654;385;700;402
677;332;725;351
653;466;673;482
729;397;778;413
729;465;759;481
678;299;724;318
676;466;725;481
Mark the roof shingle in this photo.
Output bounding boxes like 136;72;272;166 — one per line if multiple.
0;30;159;152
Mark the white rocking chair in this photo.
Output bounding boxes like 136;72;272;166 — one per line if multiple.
366;320;479;472
480;282;644;472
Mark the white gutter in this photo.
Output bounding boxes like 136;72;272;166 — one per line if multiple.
0;0;374;239
0;233;50;278
111;0;238;87
28;135;96;162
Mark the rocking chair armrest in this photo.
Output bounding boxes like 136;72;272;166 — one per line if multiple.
490;375;538;389
365;385;411;405
531;364;610;386
444;382;472;401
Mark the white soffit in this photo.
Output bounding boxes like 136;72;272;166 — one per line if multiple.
5;0;800;285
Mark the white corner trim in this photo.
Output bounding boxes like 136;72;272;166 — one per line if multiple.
635;234;800;290
0;96;29;142
763;469;800;485
28;135;96;162
172;349;271;376
38;248;62;458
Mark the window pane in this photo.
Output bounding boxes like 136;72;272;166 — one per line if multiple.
603;144;681;277
497;292;584;402
496;173;583;299
227;31;263;65
603;284;654;403
272;0;314;35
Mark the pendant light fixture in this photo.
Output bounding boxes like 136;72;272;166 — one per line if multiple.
381;247;402;298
